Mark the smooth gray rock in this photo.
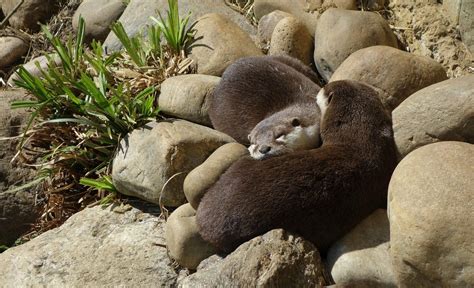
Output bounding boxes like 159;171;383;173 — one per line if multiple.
388;141;474;287
314;8;398;81
0;205;179;287
166;203;218;270
393;75;474;159
72;0;126;42
327;209;397;287
112;120;234;207
184;142;248;209
103;0;257;52
8;54;62;87
159;74;221;126
0;37;28;68
330;45;447;112
189;13;263;76
269;16;314;65
179;229;328;287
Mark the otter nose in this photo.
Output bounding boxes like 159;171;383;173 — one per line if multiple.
259;145;271;154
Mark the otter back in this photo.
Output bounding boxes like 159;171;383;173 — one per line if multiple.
209;55;321;144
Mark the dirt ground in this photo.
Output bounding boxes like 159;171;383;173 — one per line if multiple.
384;0;474;78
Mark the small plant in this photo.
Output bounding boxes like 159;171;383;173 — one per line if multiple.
11;0;196;233
10;8;193;229
151;0;197;54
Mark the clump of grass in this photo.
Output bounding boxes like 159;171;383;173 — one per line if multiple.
11;0;196;232
151;0;197;54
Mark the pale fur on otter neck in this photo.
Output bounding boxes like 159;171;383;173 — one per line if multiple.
248;101;321;160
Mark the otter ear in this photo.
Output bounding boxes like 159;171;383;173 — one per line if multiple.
247;134;251;141
291;118;300;127
327;91;334;104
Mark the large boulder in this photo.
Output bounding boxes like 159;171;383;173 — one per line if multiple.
1;0;58;31
112;120;234;207
103;0;257;52
327;209;397;287
72;0;127;42
159;74;221;126
0;36;28;69
393;75;474;159
179;229;328;287
269;16;314;66
388;141;474;286
189;13;263;76
330;46;447;112
165;203;218;270
314;9;398;81
0;205;179;286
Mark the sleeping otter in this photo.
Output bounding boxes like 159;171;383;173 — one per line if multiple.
209;55;322;145
248;101;321;160
197;80;398;254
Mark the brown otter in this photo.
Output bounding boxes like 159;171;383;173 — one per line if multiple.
209;55;322;145
197;80;398;254
248;101;321;160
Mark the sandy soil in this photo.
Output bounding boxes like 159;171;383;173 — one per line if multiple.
385;0;474;78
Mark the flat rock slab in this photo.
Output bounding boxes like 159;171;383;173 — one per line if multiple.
0;205;179;287
103;0;257;52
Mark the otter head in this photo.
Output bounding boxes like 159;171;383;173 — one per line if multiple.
316;80;393;145
248;104;321;160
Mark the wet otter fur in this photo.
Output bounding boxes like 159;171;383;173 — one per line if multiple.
197;80;398;254
209;55;322;145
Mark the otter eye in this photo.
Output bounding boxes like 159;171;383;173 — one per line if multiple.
327;92;334;104
275;133;285;140
291;118;300;127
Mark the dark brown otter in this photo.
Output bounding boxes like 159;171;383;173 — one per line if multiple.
209;55;322;145
196;80;398;254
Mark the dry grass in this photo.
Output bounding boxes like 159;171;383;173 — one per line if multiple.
225;0;257;26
